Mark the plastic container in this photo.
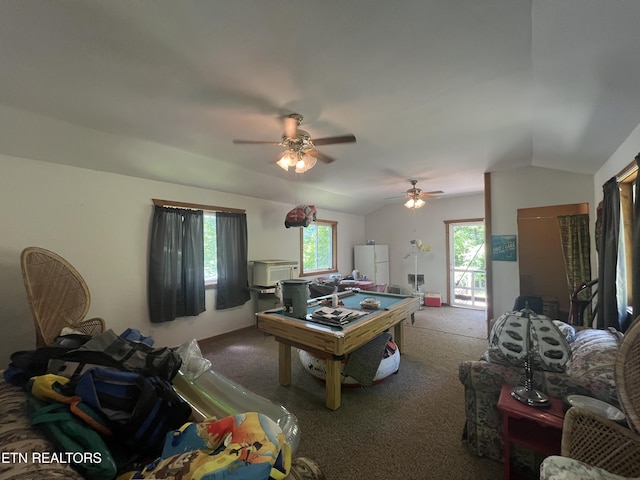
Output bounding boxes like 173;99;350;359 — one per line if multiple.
425;293;442;307
281;279;310;319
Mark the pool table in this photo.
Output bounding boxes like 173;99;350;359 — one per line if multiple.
255;290;420;410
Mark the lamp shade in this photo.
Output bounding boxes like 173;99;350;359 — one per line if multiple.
488;308;571;372
277;150;297;171
294;152;317;173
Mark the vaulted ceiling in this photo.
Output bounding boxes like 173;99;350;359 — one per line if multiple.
1;1;639;214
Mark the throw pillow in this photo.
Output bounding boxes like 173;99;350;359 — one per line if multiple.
552;320;577;343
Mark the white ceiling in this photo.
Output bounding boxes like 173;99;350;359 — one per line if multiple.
1;1;640;215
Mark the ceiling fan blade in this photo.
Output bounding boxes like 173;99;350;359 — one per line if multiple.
305;149;335;164
311;134;356;146
233;139;280;145
419;190;444;197
283;115;300;138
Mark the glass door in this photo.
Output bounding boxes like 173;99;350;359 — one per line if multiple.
449;221;486;309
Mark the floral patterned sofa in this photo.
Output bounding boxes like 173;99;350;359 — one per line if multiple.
458;324;623;463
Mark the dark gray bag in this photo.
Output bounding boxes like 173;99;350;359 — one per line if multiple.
48;329;182;381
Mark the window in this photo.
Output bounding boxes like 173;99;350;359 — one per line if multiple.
152;199;246;289
300;219;338;276
618;162;637;306
203;212;217;285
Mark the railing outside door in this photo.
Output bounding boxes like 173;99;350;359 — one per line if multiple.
453;267;486;309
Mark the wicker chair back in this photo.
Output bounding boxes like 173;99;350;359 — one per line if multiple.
616;316;640;434
20;247;105;347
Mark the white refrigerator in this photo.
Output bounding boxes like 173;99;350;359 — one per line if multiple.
354;244;390;286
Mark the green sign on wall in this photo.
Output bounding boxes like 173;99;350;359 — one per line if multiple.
492;235;517;261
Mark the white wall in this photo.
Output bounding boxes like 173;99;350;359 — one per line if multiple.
0;154;364;362
594;122;640;201
364;194;485;298
1;130;615;363
489;166;595;317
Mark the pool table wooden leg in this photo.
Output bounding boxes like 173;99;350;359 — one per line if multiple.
278;342;292;386
325;358;342;410
394;320;404;352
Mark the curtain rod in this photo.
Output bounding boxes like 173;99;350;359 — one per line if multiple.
617;158;638;183
152;198;246;214
518;214;588;220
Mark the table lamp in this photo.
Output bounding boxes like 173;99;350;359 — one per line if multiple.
490;305;570;408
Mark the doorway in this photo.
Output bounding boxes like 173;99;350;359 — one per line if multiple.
447;220;486;309
517;203;589;321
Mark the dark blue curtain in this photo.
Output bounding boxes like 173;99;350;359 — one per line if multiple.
148;206;206;323
596;177;628;330
215;211;250;310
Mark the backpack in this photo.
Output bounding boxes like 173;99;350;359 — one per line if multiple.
74;367;192;456
4;334;92;387
48;329;182;381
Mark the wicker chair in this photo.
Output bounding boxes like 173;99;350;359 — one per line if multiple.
541;317;640;478
21;247;105;347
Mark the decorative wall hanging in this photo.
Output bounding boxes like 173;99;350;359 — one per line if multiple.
492;235;517;261
284;205;317;228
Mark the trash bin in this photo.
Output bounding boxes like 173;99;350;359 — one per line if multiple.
281;279;310;319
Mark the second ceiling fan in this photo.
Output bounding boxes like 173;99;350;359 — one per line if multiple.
233;113;356;173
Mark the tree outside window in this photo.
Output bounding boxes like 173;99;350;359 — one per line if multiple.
300;220;337;276
203;212;217;284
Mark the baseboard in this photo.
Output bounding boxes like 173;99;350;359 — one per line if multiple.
197;325;256;350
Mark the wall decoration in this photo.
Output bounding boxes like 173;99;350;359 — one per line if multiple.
492;235;517;261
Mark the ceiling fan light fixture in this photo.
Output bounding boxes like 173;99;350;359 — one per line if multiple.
277;149;318;173
233;113;355;171
294;152;317;173
404;197;426;209
277;150;297;171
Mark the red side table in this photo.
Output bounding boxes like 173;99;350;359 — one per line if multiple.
497;384;565;479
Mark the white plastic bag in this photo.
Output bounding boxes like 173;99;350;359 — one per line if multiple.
176;339;212;380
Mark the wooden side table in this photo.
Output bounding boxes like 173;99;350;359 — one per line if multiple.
497;384;565;479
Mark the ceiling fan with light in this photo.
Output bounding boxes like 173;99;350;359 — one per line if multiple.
232;113;356;173
399;179;443;209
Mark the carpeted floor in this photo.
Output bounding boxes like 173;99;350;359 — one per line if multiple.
410;305;489;340
198;305;502;480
